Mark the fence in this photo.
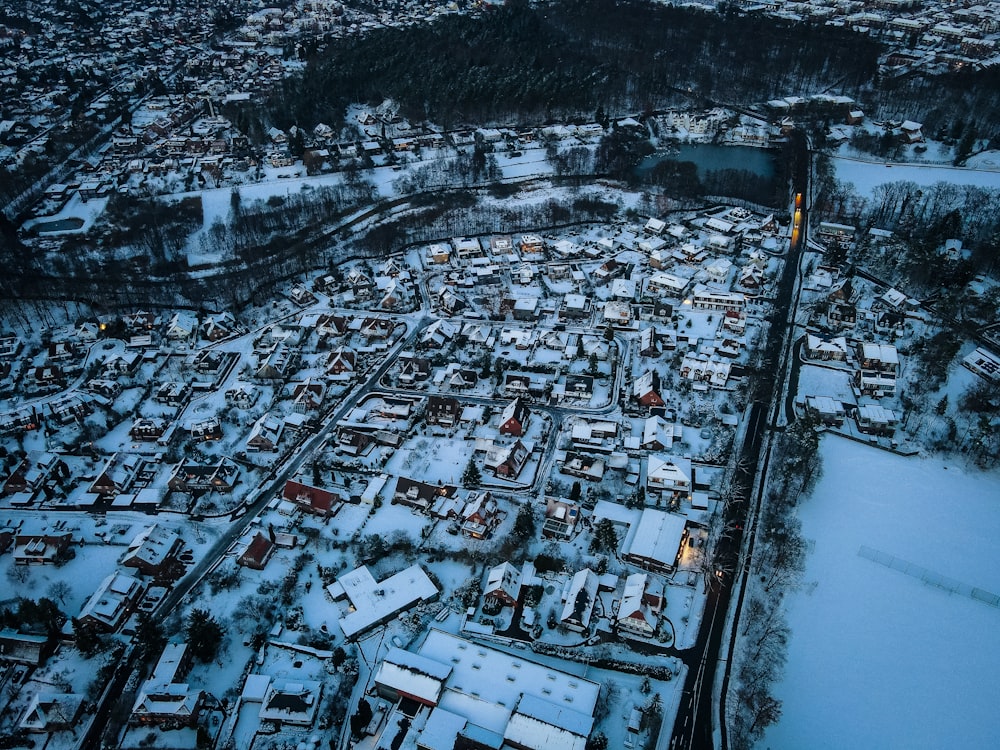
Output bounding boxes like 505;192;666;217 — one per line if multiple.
858;545;1000;609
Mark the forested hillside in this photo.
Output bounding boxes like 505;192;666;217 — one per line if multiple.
269;0;883;129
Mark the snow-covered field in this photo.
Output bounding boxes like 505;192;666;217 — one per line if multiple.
764;437;1000;749
832;156;1000;199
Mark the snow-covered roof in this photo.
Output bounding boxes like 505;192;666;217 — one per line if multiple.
623;509;687;568
504;693;594;750
333;564;438;639
375;647;452;704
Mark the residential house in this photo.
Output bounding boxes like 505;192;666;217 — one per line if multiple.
691;284;745;312
484;562;522;608
259;679;322;726
13;532;73;565
200;312;237;341
129;417;170;443
89;453;148;499
461;492;500;539
621;508;689;574
291;379;326;414
646;455;692;500
499;398;531;436
190;417;223;442
165;312;198;340
155;381;190;406
542;497;581;540
131;642;203;728
246;415;283;452
283;480;340;517
326;346;358;379
392;477;457;512
426;395;461;427
77;572;144;633
256;344;298;380
855;342;899;398
225;383;259;409
561;452;605;482
485;439;530;479
805;334;849;361
616;573;663;637
633;370;665;408
560;568;599;632
167;458;240;494
805;396;847;427
238;532;275;570
18;693;85;733
854;404;898;436
122;525;183;580
640;416;683;451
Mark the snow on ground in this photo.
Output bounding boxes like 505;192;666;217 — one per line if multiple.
764;436;1000;750
795;362;855;404
831;156;1000;199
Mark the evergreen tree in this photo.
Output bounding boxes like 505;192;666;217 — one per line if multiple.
186;608;224;663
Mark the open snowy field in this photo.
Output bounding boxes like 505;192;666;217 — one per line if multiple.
764;437;1000;749
832;156;1000;199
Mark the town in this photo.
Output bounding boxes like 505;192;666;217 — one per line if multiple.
1;1;999;750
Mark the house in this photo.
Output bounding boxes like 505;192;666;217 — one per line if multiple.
225;383;259;409
691;284;745;312
19;693;85;733
638;327;660;358
238;532;275;570
633;370;665;408
122;525;184;579
805;334;849;362
283;480;340;517
640;416;683;451
131;643;203;728
962;347;1000;384
259;679;322;726
77;572;144;633
560;568;599;632
603;300;632;327
558;375;594;402
129;417;170;443
461;492;500;539
448;368;479;390
542;497;581;540
3;452;61;497
246;415;283;452
256;344;298;380
854;404;898;437
421;319;458;349
561;452;605;482
190;417;223;442
291;379;326;413
426;395;461;427
616;573;663;637
856;342;899;398
155;381;190;406
621;508;689;574
13;533;73;565
484;562;522;608
900;120;923;143
805;396;846;427
646;455;692;499
89;453;148;499
680;354;731;388
499;398;531;436
485;439;530;479
327;564;438;640
165;312;198;340
326;346;358;379
392;477;457;511
167;458;240;494
200;312;237;341
398;354;432;384
0;630;52;666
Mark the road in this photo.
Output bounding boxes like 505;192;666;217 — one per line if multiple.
668;129;810;750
